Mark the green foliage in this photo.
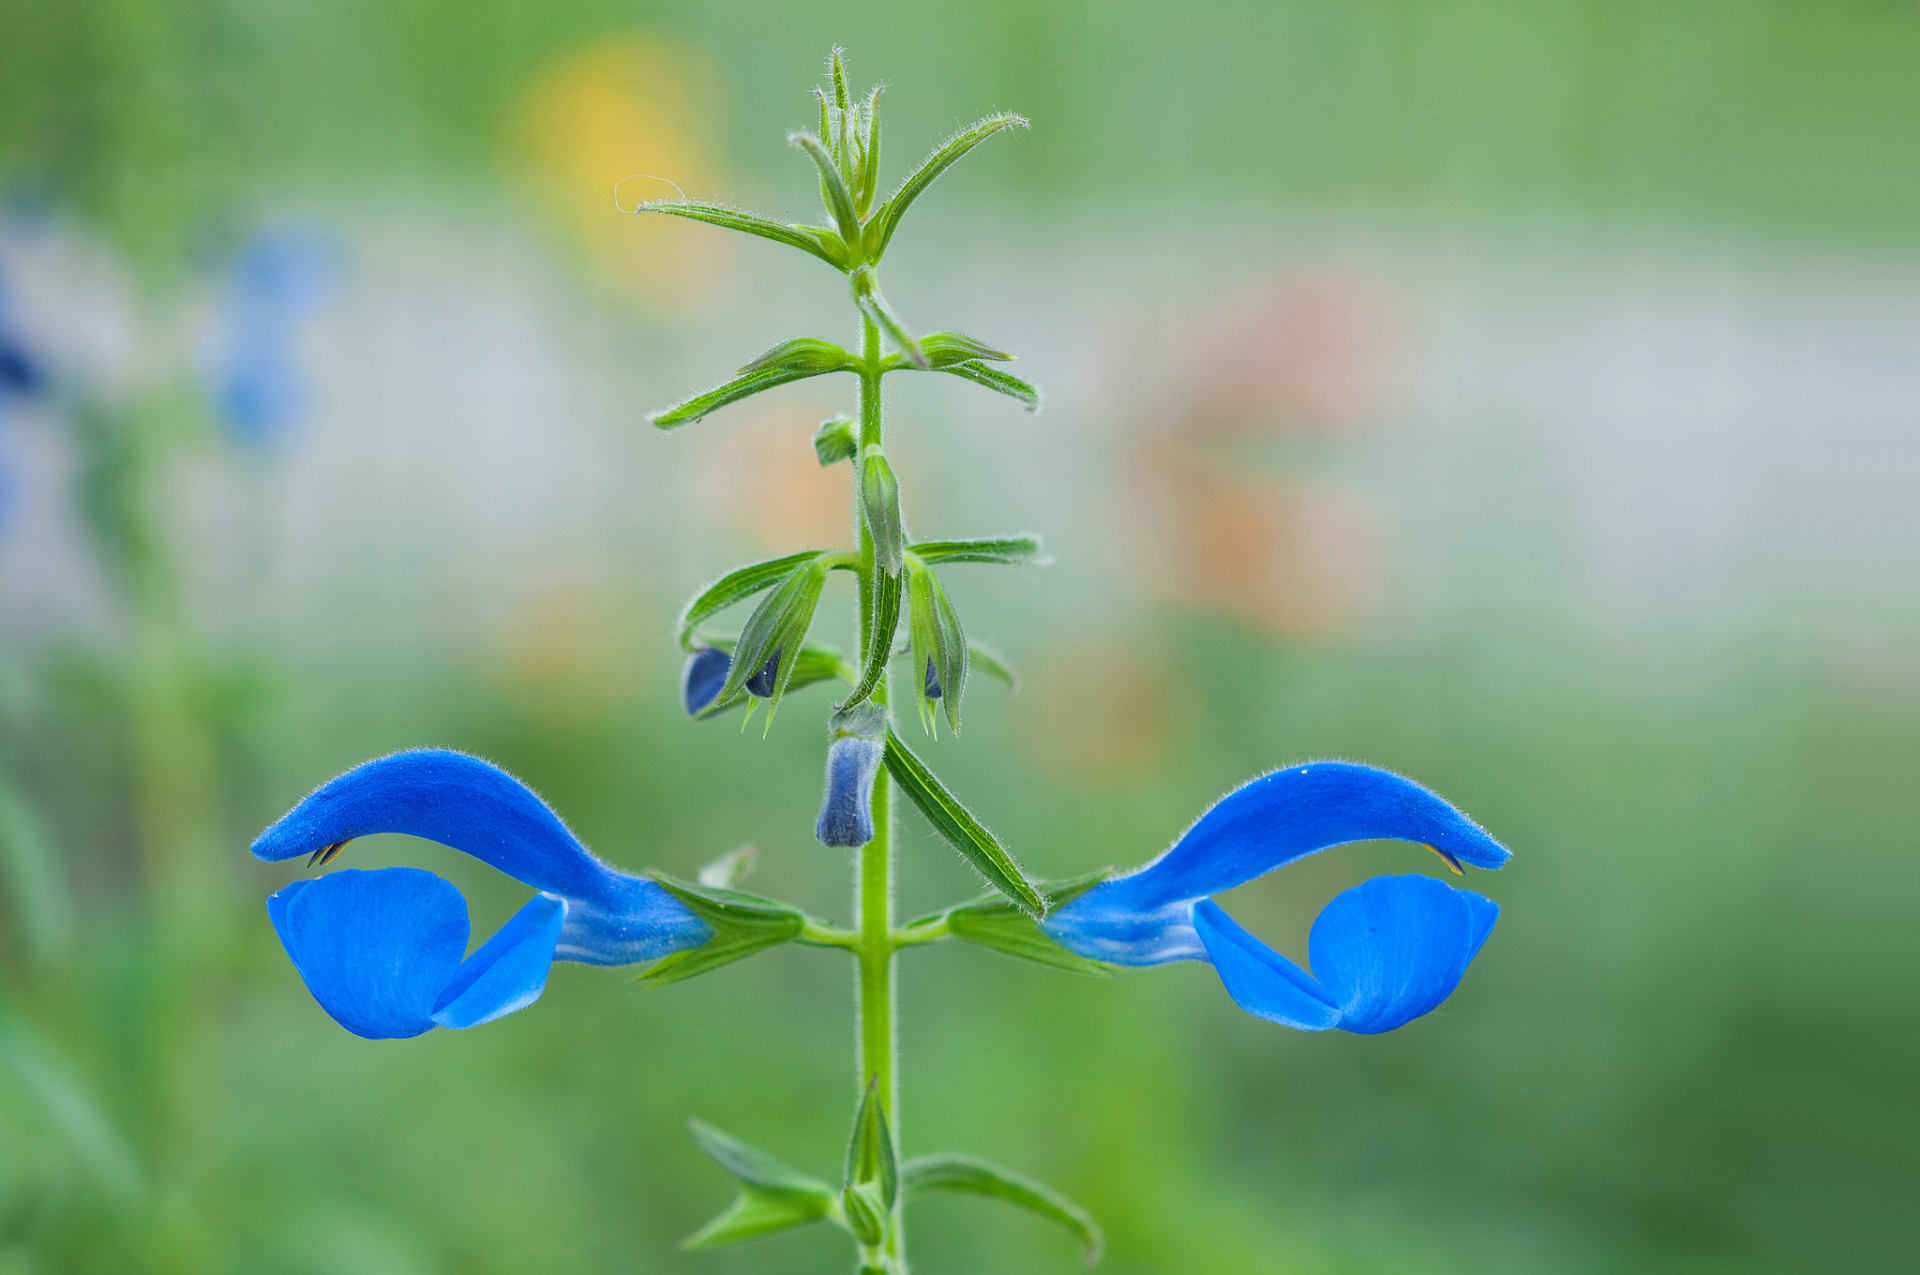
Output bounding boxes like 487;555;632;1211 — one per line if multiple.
814;416;860;466
682;1119;840;1249
901;1153;1103;1265
710;558;831;718
678;551;828;651
884;731;1044;918
637;874;810;988
910;536;1046;567
932;871;1117;976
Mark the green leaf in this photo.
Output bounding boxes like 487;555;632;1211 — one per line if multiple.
0;776;71;967
682;1119;837;1249
738;337;851;376
850;268;926;368
841;565;901;712
713;559;830;717
967;640;1019;692
928;570;968;736
790;132;864;246
679;551;824;650
901;1153;1104;1265
938;360;1041;411
864;113;1029;261
845;1076;898;1207
884;731;1045;918
633;199;846;269
814;415;859;466
917;331;1014;368
0;998;141;1199
636;874;808;987
910;535;1044;566
650;365;841;430
939;870;1117;976
859;447;905;577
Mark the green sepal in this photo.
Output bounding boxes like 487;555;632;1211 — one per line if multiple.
884;730;1045;918
633;199;847;269
738;337;851;377
692;639;850;720
814;415;858;466
697;844;757;889
790;131;863;249
850;267;926;368
901;1153;1104;1266
909;535;1046;566
933;870;1117;976
864;113;1029;262
712;558;831;718
916;331;1013;368
967;640;1019;692
681;1119;839;1249
678;551;825;650
938;360;1040;411
636;873;808;988
845;1076;899;1207
841;565;901;711
842;1182;888;1247
860;447;906;577
855;85;884;217
929;570;967;735
651;366;838;430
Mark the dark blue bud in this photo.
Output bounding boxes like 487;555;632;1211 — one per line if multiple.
681;647;731;715
815;735;883;847
745;648;783;698
923;657;942;700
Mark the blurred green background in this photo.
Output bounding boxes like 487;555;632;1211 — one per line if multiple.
1;3;1916;1273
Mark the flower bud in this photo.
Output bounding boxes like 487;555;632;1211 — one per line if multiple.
745;648;783;698
681;647;731;716
815;703;886;848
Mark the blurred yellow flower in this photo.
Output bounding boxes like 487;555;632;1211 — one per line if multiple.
512;34;730;306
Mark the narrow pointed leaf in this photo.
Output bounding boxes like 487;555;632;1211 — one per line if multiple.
937;870;1116;975
967;641;1019;692
865;114;1028;260
850;274;926;368
860;448;905;576
682;1119;837;1249
910;535;1045;566
841;565;901;711
635;200;845;268
902;1153;1104;1265
651;366;839;430
884;731;1045;918
679;551;824;650
738;337;850;376
636;874;807;987
845;1077;898;1207
790;132;863;245
938;360;1040;411
918;331;1014;367
0;777;71;966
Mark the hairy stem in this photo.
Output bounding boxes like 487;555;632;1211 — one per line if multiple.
851;313;906;1271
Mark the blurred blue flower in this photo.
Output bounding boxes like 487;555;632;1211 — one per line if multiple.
207;226;334;448
1043;761;1510;1033
252;749;712;1039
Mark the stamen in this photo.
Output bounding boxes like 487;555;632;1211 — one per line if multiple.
309;838;354;868
1426;843;1465;876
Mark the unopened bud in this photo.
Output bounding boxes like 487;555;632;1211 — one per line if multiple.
681;647;731;716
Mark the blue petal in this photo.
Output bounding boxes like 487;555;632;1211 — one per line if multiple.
1192;900;1340;1031
251;749;712;965
815;735;881;847
682;647;731;715
268;868;465;1040
1308;874;1498;1034
1046;762;1508;965
432;893;565;1029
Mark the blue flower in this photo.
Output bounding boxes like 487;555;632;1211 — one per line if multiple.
815;703;886;848
252;749;712;1039
1043;761;1510;1034
207;226;333;448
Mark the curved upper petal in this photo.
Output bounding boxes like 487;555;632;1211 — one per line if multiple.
1045;762;1508;965
431;892;566;1029
1308;873;1498;1034
1192;900;1340;1031
268;867;466;1039
252;749;712;964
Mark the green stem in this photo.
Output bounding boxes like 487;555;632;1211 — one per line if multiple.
850;314;906;1271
